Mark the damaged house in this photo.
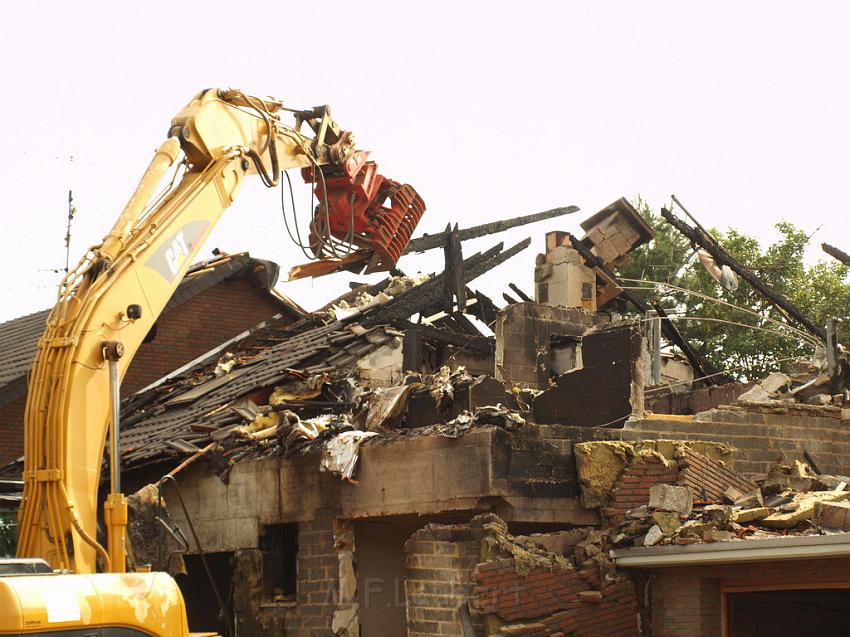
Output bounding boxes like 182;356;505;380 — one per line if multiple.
7;200;850;637
0;252;304;466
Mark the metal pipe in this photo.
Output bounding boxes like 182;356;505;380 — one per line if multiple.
647;310;661;385
101;137;182;261
108;357;121;495
826;319;839;379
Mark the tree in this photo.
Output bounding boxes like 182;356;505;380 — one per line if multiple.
615;199;850;381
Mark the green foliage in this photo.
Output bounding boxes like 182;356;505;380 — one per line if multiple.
617;199;850;381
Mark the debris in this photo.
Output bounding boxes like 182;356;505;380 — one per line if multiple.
732;507;770;524
814;500;850;532
648;484;693;516
697;250;739;291
731;488;764;510
702;528;733;542
270;373;329;403
403;206;578;254
651;511;681;535
320;430;379;481
643;525;664;547
363;384;420;431
126;483;185;576
759;372;792;394
214;352;237;376
702;504;733;525
761;491;850;529
736;384;774;404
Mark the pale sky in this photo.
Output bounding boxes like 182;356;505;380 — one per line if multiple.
0;1;848;323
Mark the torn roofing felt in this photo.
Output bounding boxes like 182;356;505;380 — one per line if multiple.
119;239;529;471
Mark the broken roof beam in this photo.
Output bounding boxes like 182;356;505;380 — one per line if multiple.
403;206;578;254
567;233;722;385
660;207;826;340
394;320;492;354
466;288;500;328
823;243;850;267
508;283;533;303
366;238;531;326
443;224;466;313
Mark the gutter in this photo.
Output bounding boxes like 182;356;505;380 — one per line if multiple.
610;534;850;568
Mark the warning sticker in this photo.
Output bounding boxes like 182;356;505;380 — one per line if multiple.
43;590;81;623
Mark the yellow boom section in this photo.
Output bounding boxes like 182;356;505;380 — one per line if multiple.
16;88;341;573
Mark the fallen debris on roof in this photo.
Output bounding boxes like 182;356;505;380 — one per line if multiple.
572;439;850;555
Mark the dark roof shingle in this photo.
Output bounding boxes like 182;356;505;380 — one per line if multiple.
0;309;50;405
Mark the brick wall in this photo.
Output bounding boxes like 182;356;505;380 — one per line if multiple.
402;515;639;637
227;510;339;636
404;523;482;637
474;559;638;636
294;509;339;635
678;447;757;502
648;557;850;637
0;396;24;465
623;405;850;478
604;455;678;526
123;277;283;393
538;401;850;487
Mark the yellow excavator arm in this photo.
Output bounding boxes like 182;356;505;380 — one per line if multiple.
14;88;412;578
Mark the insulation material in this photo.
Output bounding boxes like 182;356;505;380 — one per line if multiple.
364;383;421;431
697;249;739;291
321;430;378;480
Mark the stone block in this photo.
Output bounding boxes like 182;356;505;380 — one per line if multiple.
702;504;733;525
651;511;681;535
814;500;850;531
643;525;664;546
732;507;770;524
648;484;693;515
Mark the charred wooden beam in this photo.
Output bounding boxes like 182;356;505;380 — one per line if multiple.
823;243;850;267
366;238;530;326
660;207;825;340
567;233;720;385
466;288;500;329
402;327;423;372
443;224;466;312
404;206;578;254
502;292;518;305
508;283;534;303
395;320;493;354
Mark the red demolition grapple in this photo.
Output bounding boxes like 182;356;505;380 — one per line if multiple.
302;150;425;273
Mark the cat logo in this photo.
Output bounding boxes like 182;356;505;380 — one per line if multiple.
144;220;210;284
165;231;191;276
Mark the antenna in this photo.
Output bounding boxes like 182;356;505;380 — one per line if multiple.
64;190;76;275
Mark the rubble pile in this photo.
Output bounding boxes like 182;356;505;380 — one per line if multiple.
575;440;850;551
736;352;850;407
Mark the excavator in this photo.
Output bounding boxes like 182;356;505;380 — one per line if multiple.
0;88;425;635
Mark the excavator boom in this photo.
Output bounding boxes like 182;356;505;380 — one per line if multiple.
14;88;423;607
